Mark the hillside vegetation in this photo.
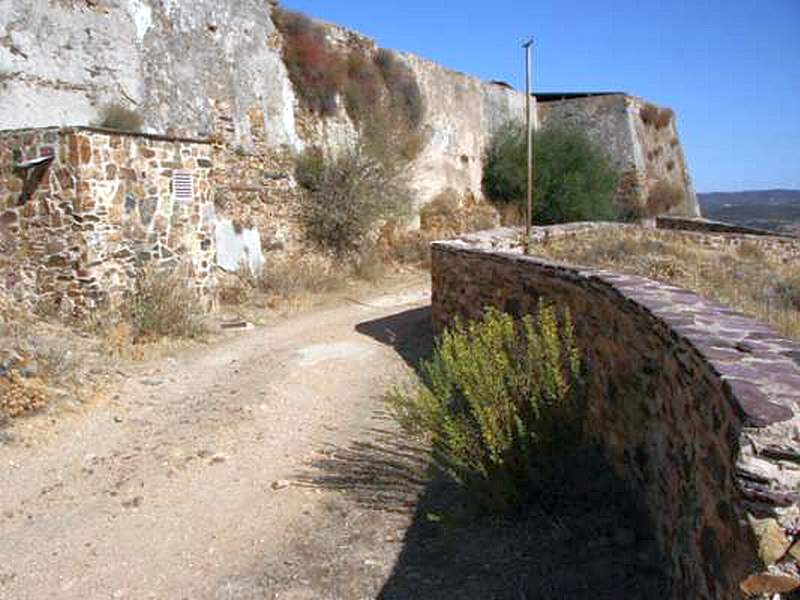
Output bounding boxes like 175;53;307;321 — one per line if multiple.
699;190;800;236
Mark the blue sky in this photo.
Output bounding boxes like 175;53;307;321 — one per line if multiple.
281;0;799;193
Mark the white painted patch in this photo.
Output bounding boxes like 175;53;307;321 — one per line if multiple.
295;342;377;367
127;0;153;42
278;76;304;151
215;218;265;274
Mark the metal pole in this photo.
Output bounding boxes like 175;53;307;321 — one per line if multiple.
523;38;533;240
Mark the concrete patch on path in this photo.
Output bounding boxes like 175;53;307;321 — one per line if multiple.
295;342;377;368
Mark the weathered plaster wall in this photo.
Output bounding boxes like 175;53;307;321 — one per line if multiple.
294;22;528;209
0;0;528;224
0;127;215;313
405;58;526;206
538;94;700;218
432;227;800;599
0;0;301;149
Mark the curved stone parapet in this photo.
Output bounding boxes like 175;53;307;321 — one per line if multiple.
431;230;800;599
657;216;798;239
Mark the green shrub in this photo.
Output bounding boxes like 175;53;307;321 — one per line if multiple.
95;103;143;132
482;123;620;224
387;305;583;512
295;145;413;257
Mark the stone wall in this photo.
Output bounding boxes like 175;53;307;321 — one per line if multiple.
538;94;700;218
0;126;215;313
652;221;800;264
451;220;800;265
431;228;800;599
658;216;798;239
0;0;527;221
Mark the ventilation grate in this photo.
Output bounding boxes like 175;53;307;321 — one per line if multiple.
172;170;194;202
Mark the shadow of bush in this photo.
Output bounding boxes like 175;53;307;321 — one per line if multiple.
293;306;673;599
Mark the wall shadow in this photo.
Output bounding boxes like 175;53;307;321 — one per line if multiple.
316;306;673;599
355;306;434;374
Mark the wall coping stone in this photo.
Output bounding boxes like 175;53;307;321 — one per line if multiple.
0;126;212;145
433;231;800;430
658;216;798;240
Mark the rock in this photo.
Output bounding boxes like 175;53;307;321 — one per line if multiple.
788;541;800;562
0;351;22;371
121;496;143;509
749;516;792;565
19;363;38;378
740;572;800;596
220;320;254;330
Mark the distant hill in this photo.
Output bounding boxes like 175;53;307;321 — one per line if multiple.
698;189;800;236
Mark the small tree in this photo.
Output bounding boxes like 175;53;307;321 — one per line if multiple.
295;145;413;257
482;123;620;224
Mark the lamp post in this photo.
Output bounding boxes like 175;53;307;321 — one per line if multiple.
522;38;534;241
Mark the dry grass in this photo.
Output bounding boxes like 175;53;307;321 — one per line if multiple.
654;108;674;129
253;255;347;311
85;266;208;358
646;180;685;217
94;103;144;132
420;190;499;236
639;103;659;126
0;315;111;423
0;372;48;420
385;231;434;269
531;229;800;340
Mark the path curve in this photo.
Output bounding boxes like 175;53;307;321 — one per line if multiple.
0;284;431;600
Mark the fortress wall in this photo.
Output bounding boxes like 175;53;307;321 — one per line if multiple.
0;0;527;227
293;22;528;209
404;56;526;206
432;227;800;599
538;95;700;218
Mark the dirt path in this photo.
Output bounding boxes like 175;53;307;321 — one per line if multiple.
1;276;670;600
0;280;433;600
